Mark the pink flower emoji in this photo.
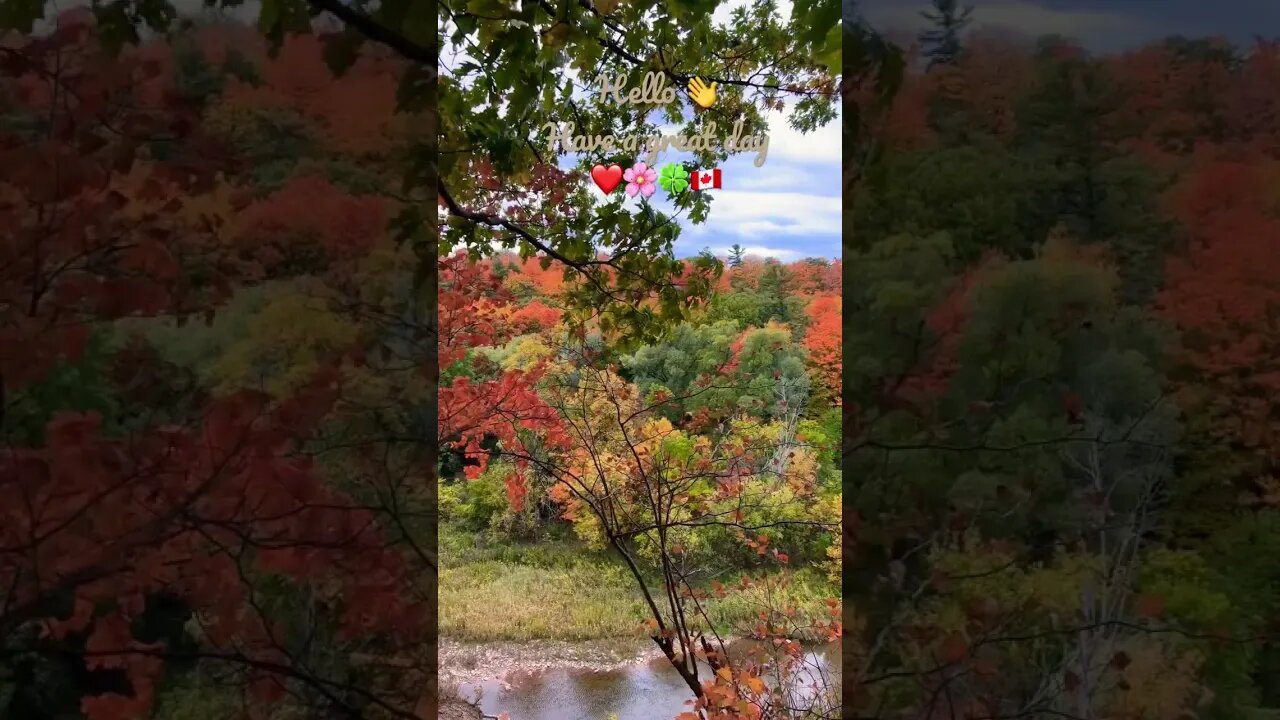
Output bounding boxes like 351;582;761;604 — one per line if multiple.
623;162;658;198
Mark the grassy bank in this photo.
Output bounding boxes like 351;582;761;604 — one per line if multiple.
440;526;648;640
439;526;838;643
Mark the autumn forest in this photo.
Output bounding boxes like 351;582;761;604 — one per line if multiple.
1;0;1279;718
2;0;846;717
849;2;1280;718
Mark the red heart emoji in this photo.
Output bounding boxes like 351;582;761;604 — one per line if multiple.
591;164;623;194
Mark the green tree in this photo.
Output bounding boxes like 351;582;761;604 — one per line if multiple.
624;320;740;402
733;323;811;418
918;0;974;70
756;259;791;321
704;289;766;327
846;237;1183;717
728;243;745;267
1015;50;1175;301
222;46;260;85
849;1;905;195
172;44;224;105
852;141;1060;263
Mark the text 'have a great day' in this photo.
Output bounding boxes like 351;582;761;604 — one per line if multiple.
540;71;771;167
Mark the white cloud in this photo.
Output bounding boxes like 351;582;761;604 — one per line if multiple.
567;66;596;102
712;0;794;28
731;164;821;192
684;189;840;238
710;245;802;260
647;100;838;170
978;1;1144;37
759;106;840;166
864;0;1144;41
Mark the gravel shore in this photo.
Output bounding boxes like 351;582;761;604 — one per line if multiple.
439;636;661;688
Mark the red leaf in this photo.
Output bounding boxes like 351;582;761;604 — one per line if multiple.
46;412;103;450
1064;670;1081;692
941;633;968;663
1135;593;1166;619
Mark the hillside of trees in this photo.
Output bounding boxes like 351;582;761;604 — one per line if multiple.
847;4;1280;717
0;13;440;719
437;251;843;716
1;0;844;717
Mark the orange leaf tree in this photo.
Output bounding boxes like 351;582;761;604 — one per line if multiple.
1;14;435;719
475;353;841;718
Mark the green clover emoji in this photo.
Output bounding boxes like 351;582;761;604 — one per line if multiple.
658;162;689;195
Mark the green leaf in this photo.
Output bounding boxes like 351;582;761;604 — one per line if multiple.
257;0;280;34
793;0;838;48
508;69;540;117
818;23;841;75
0;0;43;33
321;28;365;75
402;0;433;47
92;0;141;54
451;13;478;43
397;65;435;113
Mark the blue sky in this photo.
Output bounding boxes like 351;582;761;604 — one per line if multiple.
562;104;841;263
663;135;841;263
860;0;1280;53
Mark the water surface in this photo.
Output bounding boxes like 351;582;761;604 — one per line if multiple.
457;642;838;720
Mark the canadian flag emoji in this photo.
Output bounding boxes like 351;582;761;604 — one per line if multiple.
690;168;722;191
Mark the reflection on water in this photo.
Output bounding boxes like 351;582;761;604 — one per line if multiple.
457;643;838;720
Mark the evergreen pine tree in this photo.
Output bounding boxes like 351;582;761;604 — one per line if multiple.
758;260;790;321
728;244;745;268
918;0;974;69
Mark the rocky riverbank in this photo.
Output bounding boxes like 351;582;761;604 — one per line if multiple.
438;696;484;720
439;636;661;689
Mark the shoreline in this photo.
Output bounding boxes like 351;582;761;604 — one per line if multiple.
438;635;838;718
439;635;662;688
439;633;808;687
439;636;661;720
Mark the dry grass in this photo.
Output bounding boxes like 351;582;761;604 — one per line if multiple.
439;527;839;643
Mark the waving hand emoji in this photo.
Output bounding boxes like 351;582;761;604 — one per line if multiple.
687;76;717;109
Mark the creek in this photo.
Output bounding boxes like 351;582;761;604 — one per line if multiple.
451;640;839;720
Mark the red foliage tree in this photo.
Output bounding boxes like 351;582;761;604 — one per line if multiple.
1;15;431;719
221;34;405;156
232;173;388;279
727;257;766;291
511;254;569;294
1224;41;1280;155
822;259;841;293
786;259;829;296
437;252;570;507
1105;38;1237;158
508;298;563;333
804;294;842;405
3;387;424;720
1157;159;1280;488
931;33;1037;141
0;10;234;392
